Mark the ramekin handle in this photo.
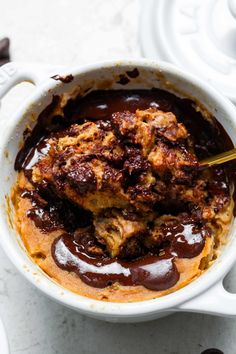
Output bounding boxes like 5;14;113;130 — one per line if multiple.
178;280;236;317
0;62;64;99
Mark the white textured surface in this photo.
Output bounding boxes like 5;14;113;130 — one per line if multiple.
140;0;236;102
0;0;236;353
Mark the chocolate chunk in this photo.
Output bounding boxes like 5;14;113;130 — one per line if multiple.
102;165;123;189
51;74;74;83
74;227;105;257
127;184;159;204
116;74;130;85
126;68;139;78
27;205;63;233
119;237;144;259
124;146;149;175
0;38;10;66
111;111;136;139
67;162;97;194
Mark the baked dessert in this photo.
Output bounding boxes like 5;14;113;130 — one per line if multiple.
12;89;235;302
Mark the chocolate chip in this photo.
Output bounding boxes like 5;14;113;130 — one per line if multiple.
116;74;130;85
126;68;139;78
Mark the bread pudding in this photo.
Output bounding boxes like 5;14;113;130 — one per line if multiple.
12;88;235;302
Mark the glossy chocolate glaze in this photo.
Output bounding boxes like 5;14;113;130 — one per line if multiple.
51;217;210;289
15;89;235;290
160;220;209;258
21;188;92;233
52;233;179;290
15;89;234;169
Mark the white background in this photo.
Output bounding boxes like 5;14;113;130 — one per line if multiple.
0;0;236;353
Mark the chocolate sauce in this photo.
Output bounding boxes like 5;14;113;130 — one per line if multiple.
14;88;236;290
15;89;234;169
21;189;92;233
22;138;51;172
162;221;208;258
52;233;179;290
52;217;210;289
15;95;61;171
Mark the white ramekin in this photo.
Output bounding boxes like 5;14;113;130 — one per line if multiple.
0;59;236;323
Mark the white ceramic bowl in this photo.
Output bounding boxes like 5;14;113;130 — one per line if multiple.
0;59;236;323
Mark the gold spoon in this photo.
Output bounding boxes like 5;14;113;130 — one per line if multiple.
200;148;236;168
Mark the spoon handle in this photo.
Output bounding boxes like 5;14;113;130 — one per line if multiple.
200;148;236;167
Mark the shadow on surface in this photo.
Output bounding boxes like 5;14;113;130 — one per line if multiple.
39;299;233;354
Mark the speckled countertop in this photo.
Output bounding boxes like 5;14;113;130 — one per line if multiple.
0;0;236;353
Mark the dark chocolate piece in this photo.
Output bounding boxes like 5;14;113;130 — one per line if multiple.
51;74;74;83
116;74;130;85
126;68;139;78
0;37;10;66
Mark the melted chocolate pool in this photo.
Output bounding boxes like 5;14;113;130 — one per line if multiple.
15;88;235;291
52;233;179;290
